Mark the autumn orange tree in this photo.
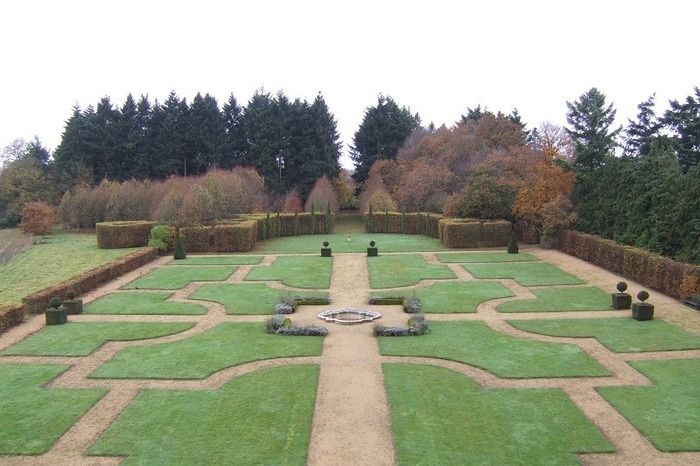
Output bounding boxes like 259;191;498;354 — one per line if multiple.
19;201;55;238
305;176;339;213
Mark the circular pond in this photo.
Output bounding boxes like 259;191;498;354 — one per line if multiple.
317;308;381;325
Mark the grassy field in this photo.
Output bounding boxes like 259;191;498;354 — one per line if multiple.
510;318;700;352
384;364;613;465
90;323;324;379
0;364;105;454
0;230;146;305
90;365;319;465
368;254;455;288
85;291;207;315
191;283;328;314
254;233;448;254
245;256;332;288
0;228;32;265
497;286;612;312
170;255;263;266
373;281;513;312
1;322;194;356
123;266;236;290
463;262;585;286
598;359;700;451
436;252;537;263
378;321;608;378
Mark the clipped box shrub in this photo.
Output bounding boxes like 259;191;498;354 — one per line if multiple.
0;304;25;335
368;296;404;305
96;221;156;249
295;296;331;305
481;220;511;247
179;226;213;252
276;325;329;336
214;221;257;252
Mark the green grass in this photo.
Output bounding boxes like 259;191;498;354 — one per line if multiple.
463;262;585;286
368;254;456;289
598;359;700;451
170;255;263;266
1;322;194;356
245;256;332;289
0;364;105;454
378;321;609;378
85;291;207;315
90;365;318;465
123;265;236;290
373;281;513;313
0;229;145;306
190;283;328;314
509;318;700;352
497;287;612;312
90;323;324;379
254;232;448;254
436;252;537;263
384;364;613;465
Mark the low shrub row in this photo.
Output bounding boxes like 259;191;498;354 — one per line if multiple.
96;221;156;248
439;219;511;248
558;230;700;299
264;315;328;336
374;313;429;336
0;304;25;334
365;212;442;238
368;296;404;305
22;248;159;314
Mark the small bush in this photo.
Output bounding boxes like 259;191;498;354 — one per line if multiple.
403;296;422;314
410;320;430;336
507;231;519;254
20;202;55;237
275;295;297;314
148;225;175;253
173;237;186;260
374;325;410;337
295;296;330;305
265;315;291;333
276;325;328;336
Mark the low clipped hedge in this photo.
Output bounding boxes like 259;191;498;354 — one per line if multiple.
558;230;700;299
214;221;257;252
96;221;156;249
22;248;158;314
439;219;511;248
0;304;25;334
366;212;442;238
179;226;213;252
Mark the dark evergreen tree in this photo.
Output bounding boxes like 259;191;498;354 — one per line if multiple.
131;95;153;179
662;87;700;172
221;93;248;168
150;91;188;177
623;94;661;157
458;105;488;124
350;95;420;184
565;87;621;171
240;90;282;191
186;92;224;173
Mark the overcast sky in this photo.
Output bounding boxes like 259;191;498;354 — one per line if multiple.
1;0;698;168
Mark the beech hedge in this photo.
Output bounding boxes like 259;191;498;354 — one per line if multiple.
439;219;511;248
96;221;156;248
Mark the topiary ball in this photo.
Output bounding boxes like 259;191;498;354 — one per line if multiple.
323;241;329;247
49;296;62;308
616;282;628;293
66;290;77;300
637;290;649;302
369;240;376;247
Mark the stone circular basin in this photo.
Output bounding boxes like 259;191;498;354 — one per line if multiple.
317;308;381;325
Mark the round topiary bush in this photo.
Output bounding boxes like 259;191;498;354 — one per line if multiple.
323;241;329;247
638;290;649;302
66;290;77;300
369;240;376;247
616;282;628;292
49;296;62;308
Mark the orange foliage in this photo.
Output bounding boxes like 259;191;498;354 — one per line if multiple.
282;190;303;213
20;201;55;237
305;176;339;213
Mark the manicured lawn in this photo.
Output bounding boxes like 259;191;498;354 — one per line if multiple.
368;254;456;289
598;359;700;451
436;252;537;263
123;266;236;290
510;318;700;352
245;256;332;289
190;283;328;314
373;281;513;313
378;321;608;378
497;287;612;312
254;233;448;254
0;364;105;454
384;364;613;465
85;291;207;315
90;365;319;465
1;322;194;356
170;255;263;266
0;229;145;306
463;262;584;286
90;323;323;379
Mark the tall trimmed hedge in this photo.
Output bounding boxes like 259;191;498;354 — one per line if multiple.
251;213;332;240
96;221;156;249
179;226;213;252
214;221;257;252
558;230;700;299
0;304;25;335
439;219;511;248
365;212;442;238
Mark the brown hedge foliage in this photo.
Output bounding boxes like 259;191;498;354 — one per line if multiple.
439;219;511;248
365;212;442;238
22;248;158;314
214;222;257;252
558;230;700;299
179;226;213;253
0;304;25;335
96;221;156;249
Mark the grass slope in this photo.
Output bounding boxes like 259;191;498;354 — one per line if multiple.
90;323;323;379
598;359;700;451
190;283;328;314
436;252;537;263
254;233;447;254
463;262;584;286
1;322;194;356
368;254;456;289
510;318;700;352
170;255;263;266
85;291;207;315
384;364;613;465
378;321;608;378
0;364;105;454
373;281;513;313
497;287;612;312
245;256;332;289
90;365;319;465
0;229;145;306
123;265;236;290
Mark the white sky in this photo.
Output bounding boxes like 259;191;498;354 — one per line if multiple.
1;0;698;169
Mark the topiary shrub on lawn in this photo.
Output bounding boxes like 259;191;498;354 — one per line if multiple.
173;237;187;260
275;295;297;314
507;230;519;254
148;225;176;254
403;296;422;313
265;315;291;333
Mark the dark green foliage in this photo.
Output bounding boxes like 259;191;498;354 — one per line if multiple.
617;282;628;292
451;174;515;219
374;325;410;337
49;296;62;308
293;212;299;235
276;326;328;336
662;87;700;172
265;315;291;333
507;231;519;254
368;296;404;305
274;295;297;314
148;225;173;253
173;237;186;260
45;308;67;325
623;94;661;157
637;290;650;302
294;296;330;305
632;302;654;321
403;296;422;313
66;290;77;300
